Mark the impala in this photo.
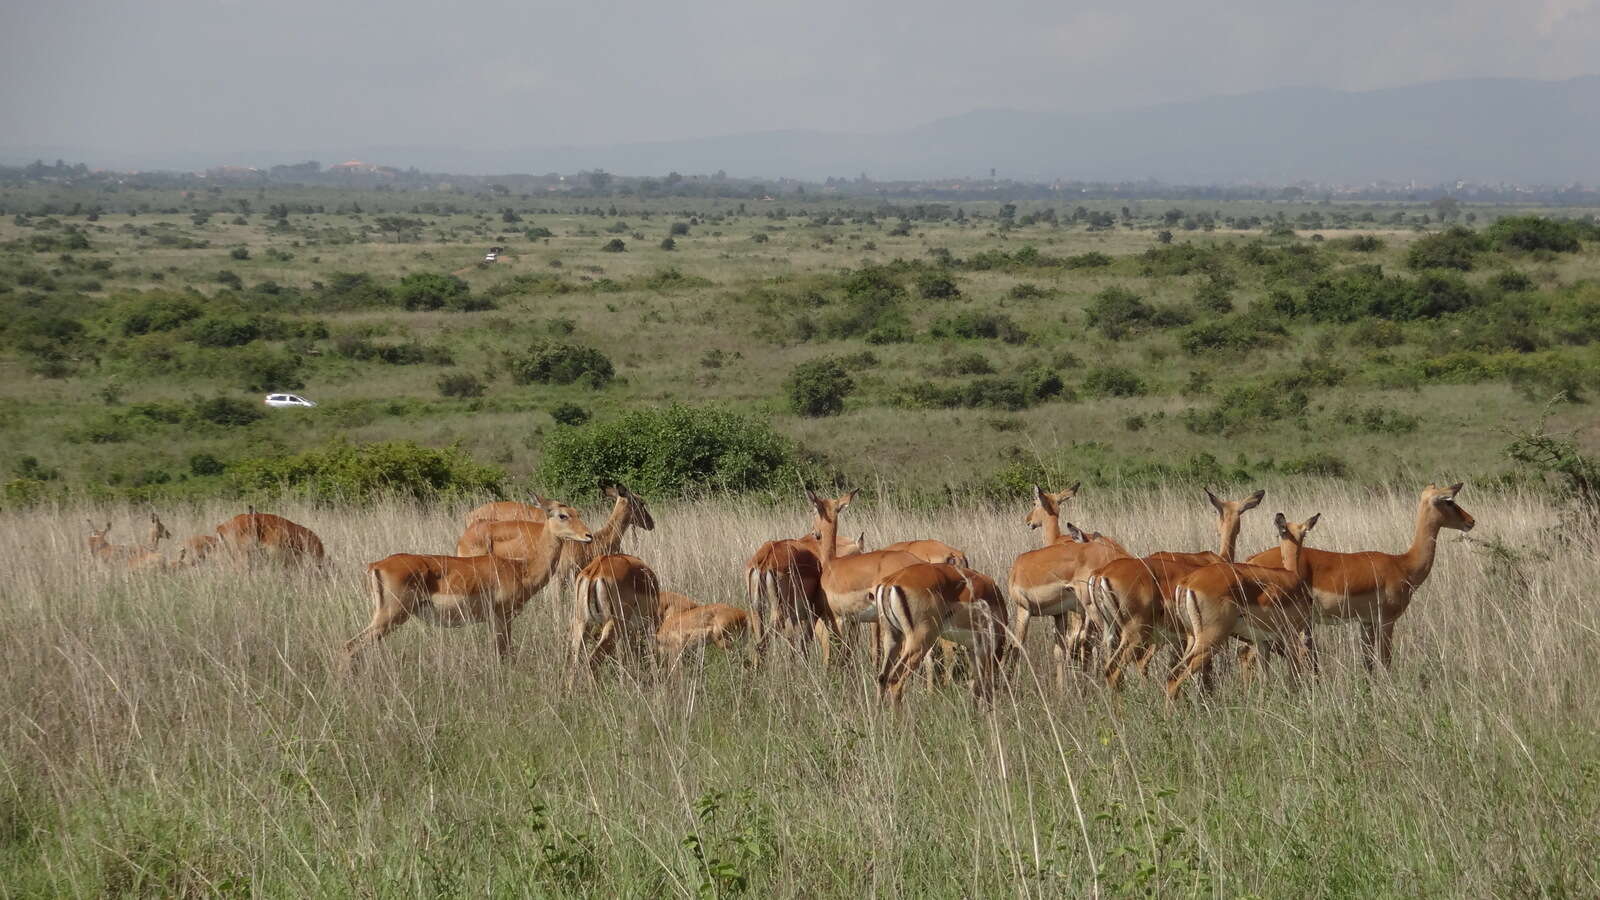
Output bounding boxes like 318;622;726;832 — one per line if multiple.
216;506;327;569
744;528;862;656
345;497;592;666
875;564;1007;705
178;534;220;567
1166;512;1320;700
807;489;923;665
1245;483;1475;670
569;553;661;675
1088;489;1265;689
880;539;970;567
656;592;752;666
85;516;170;570
1007;486;1131;684
459;484;654;584
1023;482;1081;545
462;500;547;528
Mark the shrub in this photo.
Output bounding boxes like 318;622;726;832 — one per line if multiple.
1491;270;1534;293
396;272;483;311
216;270;244;289
929;311;1028;344
191;395;265;427
1485;216;1582;253
785;358;855;417
669;222;690;236
1062;252;1113;269
916;271;961;300
1180;382;1309;435
230;247;250;260
1194;278;1234;314
1082;366;1148;398
231;347;304;391
319;272;393;309
1280;452;1349;477
230;439;505;504
1178;317;1283;354
525;226;555;239
935;352;995;376
113;292;203;336
506;340;615;388
437;373;486;398
1084;287;1154;340
189;315;262;348
1301;266;1485;323
1009;282;1051;299
899;366;1067;411
1405;227;1486;271
549;402;591;426
819;265;910;343
539;404;810;498
659;237;676;251
601;239;627;252
189;453;226;476
1328;234;1384;252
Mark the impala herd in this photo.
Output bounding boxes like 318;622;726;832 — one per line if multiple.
83;481;1475;704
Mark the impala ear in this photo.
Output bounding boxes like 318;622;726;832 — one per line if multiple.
1063;522;1087;542
805;488;821;506
104;521;112;533
1034;485;1057;515
1447;482;1463;495
1204;488;1224;514
1305;513;1321;532
1064;481;1081;498
1032;484;1046;506
1273;512;1288;534
839;488;859;509
602;483;620;499
856;531;866;550
1242;489;1266;511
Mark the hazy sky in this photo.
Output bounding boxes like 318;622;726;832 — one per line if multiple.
3;0;1598;157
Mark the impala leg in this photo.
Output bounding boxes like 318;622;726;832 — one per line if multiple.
1104;615;1151;692
1134;643;1160;679
885;625;939;706
342;605;410;671
490;612;514;661
1374;619;1396;670
1167;617;1233;703
1009;605;1032;672
1050;614;1070;690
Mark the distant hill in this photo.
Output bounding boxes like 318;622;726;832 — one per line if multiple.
7;76;1599;184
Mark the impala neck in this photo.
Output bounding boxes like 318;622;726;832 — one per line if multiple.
1217;514;1241;562
1278;533;1304;578
1400;503;1443;585
514;525;570;589
818;511;839;568
1040;512;1061;546
592;495;631;554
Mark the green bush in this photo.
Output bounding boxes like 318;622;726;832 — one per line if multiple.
437;373;486;398
934;352;995;376
192;395;265;427
1491;271;1534;293
785;358;855;417
916;271;961;300
1328;234;1384;252
819;264;910;343
319;272;394;308
1485;216;1582;253
1405;227;1486;271
1180;381;1309;435
230;439;505;504
231;347;304;391
1063;251;1113;269
1280;452;1349;477
549;402;591;426
1179;316;1283;354
189;315;262;348
113;292;203;336
1085;287;1156;340
539;404;811;497
1301;266;1484;323
928;311;1028;344
601;239;627;252
1082;366;1148;398
189;453;226;476
898;366;1067;411
525;226;554;239
507;340;615;388
395;273;487;311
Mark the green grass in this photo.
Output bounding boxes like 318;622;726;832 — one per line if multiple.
1;484;1596;896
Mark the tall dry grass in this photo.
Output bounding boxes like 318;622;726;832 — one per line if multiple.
1;483;1596;896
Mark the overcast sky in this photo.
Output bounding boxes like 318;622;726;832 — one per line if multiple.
3;0;1598;160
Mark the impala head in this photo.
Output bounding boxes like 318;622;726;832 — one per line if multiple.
86;520;111;548
148;512;172;543
604;482;655;531
1423;482;1474;532
1206;487;1265;521
1062;522;1093;543
1024;482;1079;529
535;495;593;543
805;488;859;525
1273;511;1321;548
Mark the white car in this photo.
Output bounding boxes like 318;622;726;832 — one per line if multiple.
484;252;498;262
264;393;317;408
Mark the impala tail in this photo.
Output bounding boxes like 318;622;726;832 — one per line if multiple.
877;584;911;636
1089;575;1120;654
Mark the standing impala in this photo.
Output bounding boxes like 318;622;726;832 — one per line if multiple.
568;553;661;676
1007;486;1130;684
1088;489;1265;690
807;489;923;665
745;526;862;657
875;564;1007;705
1023;482;1081;544
1167;512;1320;700
1245;483;1475;671
344;497;592;667
458;484;654;584
216;506;326;569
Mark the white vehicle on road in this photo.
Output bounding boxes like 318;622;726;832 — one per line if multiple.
264;393;317;408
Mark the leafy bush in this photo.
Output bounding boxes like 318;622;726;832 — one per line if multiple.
189;315;262;348
1084;287;1153;339
113;292;203;336
231;347;304;391
785;358;855;417
549;402;591;426
1335;405;1419;434
1301;266;1484;323
1179;316;1284;354
230;440;505;504
934;352;995;376
1485;216;1582;253
525;226;554;239
506;340;615;388
916;271;961;300
1082;366;1148;398
437;373;486;398
1491;270;1534;293
1180;381;1309;435
539;404;811;497
669;222;690;236
396;273;487;311
1328;234;1384;252
819;264;910;343
659;237;676;251
318;272;393;309
192;395;265;427
928;311;1028;344
1193;279;1233;314
1405;227;1486;271
190;453;226;476
898;366;1067;411
601;239;627;252
1063;252;1113;269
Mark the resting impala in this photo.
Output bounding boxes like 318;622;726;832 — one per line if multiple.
217;506;326;569
1245;483;1475;671
345;497;592;666
875;564;1007;705
178;534;220;567
745;528;863;656
880;539;970;567
656;591;752;666
569;553;661;676
1167;512;1320;700
1088;488;1265;689
1008;486;1130;684
807;489;923;665
85;515;170;570
459;484;654;584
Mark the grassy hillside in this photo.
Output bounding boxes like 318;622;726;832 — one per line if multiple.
3;185;1600;505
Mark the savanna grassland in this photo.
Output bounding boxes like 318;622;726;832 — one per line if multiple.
2;485;1597;897
3;177;1600;896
